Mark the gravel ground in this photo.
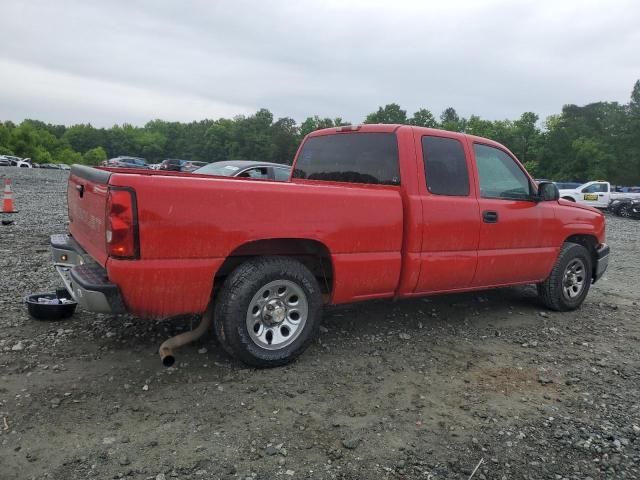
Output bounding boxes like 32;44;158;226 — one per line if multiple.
1;168;639;480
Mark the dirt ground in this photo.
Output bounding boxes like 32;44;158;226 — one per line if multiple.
1;168;639;480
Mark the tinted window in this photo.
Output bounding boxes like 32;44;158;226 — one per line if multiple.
274;167;291;181
422;136;469;196
293;133;400;185
474;144;531;200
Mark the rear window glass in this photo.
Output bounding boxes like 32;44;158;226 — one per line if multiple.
422;136;469;196
293;133;400;185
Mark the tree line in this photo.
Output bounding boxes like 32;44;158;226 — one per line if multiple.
1;80;639;184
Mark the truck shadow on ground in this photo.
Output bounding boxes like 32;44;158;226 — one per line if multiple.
78;284;547;369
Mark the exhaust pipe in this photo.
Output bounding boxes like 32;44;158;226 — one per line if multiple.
159;306;213;367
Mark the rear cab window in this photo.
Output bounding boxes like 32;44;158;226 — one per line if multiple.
422;136;469;196
293;133;400;185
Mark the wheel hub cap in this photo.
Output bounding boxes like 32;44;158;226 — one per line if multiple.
246;280;309;350
562;258;586;300
263;299;286;326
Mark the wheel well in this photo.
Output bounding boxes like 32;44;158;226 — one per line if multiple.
561;196;576;202
564;234;597;277
213;239;333;297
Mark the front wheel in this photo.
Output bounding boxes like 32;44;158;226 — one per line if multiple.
619;204;631;218
537;242;592;311
214;256;322;367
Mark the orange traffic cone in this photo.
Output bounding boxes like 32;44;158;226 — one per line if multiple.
2;178;18;213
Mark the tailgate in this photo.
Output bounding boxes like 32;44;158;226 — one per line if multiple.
67;165;111;266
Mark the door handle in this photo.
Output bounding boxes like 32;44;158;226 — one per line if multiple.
482;210;498;223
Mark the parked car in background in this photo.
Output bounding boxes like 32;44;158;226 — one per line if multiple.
614;186;640;193
14;159;33;168
102;156;149;169
193;160;292;180
554;181;582;190
58;164;71;170
159;159;212;172
610;198;640;219
558;180;640;208
1;155;33;168
40;163;61;169
159;159;189;171
182;161;208;172
148;163;162;170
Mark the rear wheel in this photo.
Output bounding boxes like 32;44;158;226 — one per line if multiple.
214;256;322;367
537;242;592;311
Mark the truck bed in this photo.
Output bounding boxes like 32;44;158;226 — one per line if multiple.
66;165;405;317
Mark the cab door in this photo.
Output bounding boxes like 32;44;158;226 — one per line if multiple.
413;132;481;293
580;182;609;207
470;142;557;286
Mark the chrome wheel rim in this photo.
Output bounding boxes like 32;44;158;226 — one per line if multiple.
562;258;586;300
246;280;308;350
620;206;630;217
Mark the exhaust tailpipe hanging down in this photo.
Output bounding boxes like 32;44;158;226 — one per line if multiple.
159;305;213;367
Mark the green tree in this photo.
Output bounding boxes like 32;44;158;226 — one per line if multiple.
63;124;104;153
439;107;465;132
465;115;496;138
300;116;336;137
513;112;540;162
83;146;108;165
364;103;407;124
54;147;83;165
409;109;438;128
271;117;299;164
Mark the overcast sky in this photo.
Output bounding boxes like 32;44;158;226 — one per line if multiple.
1;0;639;127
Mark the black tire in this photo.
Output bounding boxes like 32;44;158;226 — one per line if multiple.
619;204;631;218
537;242;592;311
214;256;322;368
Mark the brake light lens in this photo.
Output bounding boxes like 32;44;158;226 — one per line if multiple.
106;188;139;259
336;125;361;132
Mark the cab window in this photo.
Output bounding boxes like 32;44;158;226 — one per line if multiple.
238;167;269;179
293;133;400;185
422;136;469;196
274;167;291;181
581;183;608;193
474;144;531;200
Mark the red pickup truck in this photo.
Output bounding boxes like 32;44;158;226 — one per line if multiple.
51;124;609;367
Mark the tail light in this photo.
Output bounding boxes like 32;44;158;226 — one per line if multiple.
106;187;139;259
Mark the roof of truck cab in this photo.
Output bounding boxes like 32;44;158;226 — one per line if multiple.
202;160;290;168
308;124;513;154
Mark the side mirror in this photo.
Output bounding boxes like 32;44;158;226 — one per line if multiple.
536;181;559;202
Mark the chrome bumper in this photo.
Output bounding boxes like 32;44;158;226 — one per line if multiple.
50;234;126;314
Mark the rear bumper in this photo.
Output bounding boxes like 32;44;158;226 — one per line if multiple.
50;234;126;314
593;243;610;283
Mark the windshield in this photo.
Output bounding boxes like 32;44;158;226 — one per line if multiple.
193;163;242;176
